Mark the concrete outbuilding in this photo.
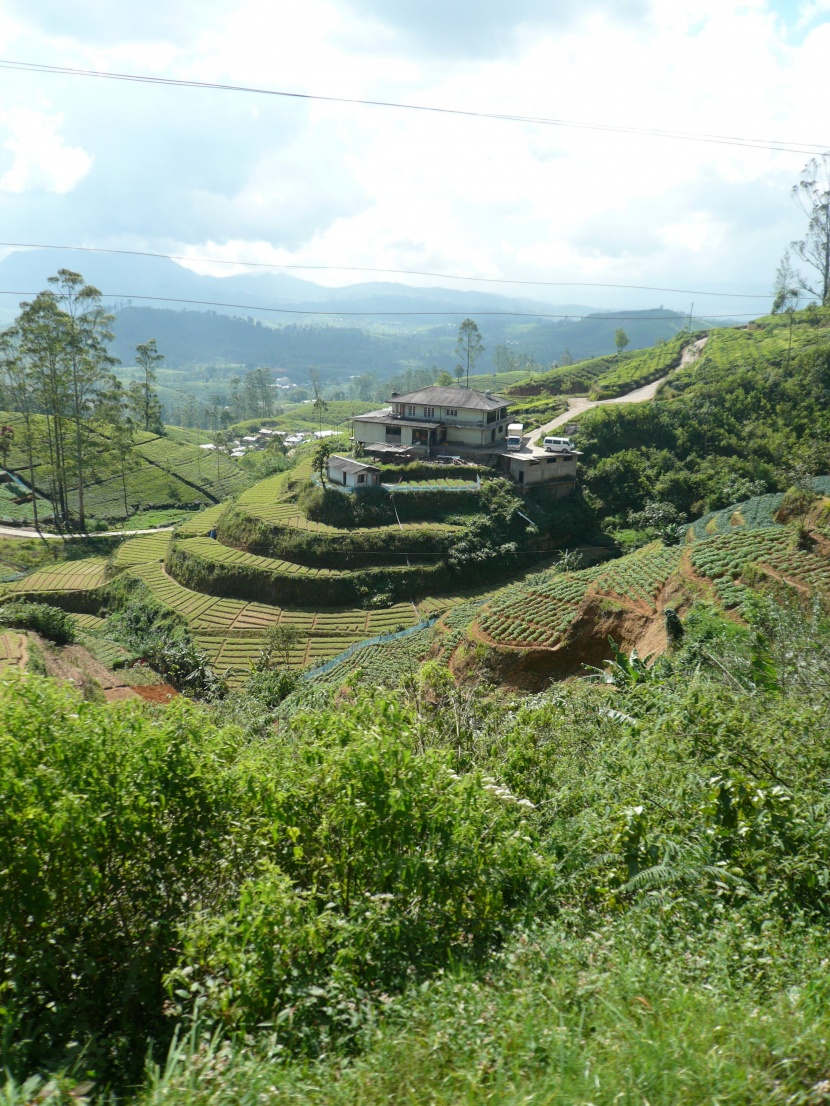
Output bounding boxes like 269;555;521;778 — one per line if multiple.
326;455;382;489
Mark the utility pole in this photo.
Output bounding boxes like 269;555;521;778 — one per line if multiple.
687;302;694;334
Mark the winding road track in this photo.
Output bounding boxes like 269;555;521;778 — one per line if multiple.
528;335;708;444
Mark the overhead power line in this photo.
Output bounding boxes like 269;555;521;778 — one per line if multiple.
0;241;774;300
0;289;761;320
1;58;828;156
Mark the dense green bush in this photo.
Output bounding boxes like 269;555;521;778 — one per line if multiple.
219;506;457;568
0;680;548;1083
166;540;455;606
299;483;482;528
0;600;76;644
167;698;546;1050
0;678;246;1081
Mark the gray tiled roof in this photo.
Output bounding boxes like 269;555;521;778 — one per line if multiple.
327;455;380;475
391;386;505;411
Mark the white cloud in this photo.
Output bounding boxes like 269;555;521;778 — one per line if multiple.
0;109;93;194
0;0;825;311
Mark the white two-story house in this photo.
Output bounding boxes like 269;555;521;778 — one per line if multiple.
351;386;510;454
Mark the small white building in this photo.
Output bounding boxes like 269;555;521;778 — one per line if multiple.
326;455;382;489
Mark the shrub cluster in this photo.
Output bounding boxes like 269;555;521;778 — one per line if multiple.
0;682;545;1082
219;506;457;568
0;600;76;644
299;483;482;528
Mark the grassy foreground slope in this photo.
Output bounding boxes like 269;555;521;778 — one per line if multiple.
5;581;830;1102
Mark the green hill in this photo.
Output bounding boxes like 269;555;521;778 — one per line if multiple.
0;413;253;526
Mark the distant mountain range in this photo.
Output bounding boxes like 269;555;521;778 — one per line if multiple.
0;248;737;378
0;247;591;323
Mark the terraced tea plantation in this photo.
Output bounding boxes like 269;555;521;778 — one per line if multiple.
689;527;830;604
120;557;421;684
176;537;342;578
477;543;682;650
112;531;172;567
6;558;108;596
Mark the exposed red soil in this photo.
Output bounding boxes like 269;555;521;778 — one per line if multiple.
131;683;178;703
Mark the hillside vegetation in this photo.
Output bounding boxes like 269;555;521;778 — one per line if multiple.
4;572;830;1102
576;306;830;534
4;303;830;1103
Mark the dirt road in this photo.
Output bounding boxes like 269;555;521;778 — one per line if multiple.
0;524;175;541
528;336;708;444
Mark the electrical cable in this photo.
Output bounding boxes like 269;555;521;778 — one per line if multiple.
0;289;763;320
1;58;828;156
0;241;775;300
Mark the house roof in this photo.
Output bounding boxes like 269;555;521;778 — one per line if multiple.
327;455;380;475
391;386;505;412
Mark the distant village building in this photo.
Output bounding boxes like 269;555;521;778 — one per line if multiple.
351;386;510;453
326;455;381;489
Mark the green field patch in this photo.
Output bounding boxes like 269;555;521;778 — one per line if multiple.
175;503;229;536
477;543;682;650
0;630;26;671
112;531;172;568
8;558;108;594
71;613;107;632
178;537;341;578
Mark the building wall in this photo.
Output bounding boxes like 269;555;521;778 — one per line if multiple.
510;454;578;486
353;422;389;446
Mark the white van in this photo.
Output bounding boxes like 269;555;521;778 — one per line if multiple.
543;436;576;453
506;423;524;451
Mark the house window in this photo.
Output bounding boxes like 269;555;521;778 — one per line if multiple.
446;408;457;417
424;406;435;418
357;474;365;484
386;425;401;438
407;405;416;416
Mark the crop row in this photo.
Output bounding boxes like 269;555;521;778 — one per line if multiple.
112;532;172;567
178;537;341;577
476;544;684;649
479;601;579;647
175;504;228;536
9;558;108;594
194;630;372;683
591;545;683;608
306;626;435;689
0;630;26;669
128;561;418;637
689;529;791;580
761;546;830;593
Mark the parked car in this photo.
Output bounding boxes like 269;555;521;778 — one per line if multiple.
543;436;576;453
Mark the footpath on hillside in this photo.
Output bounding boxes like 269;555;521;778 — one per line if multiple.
529;336;708;444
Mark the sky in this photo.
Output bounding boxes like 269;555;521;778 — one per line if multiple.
0;0;829;316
